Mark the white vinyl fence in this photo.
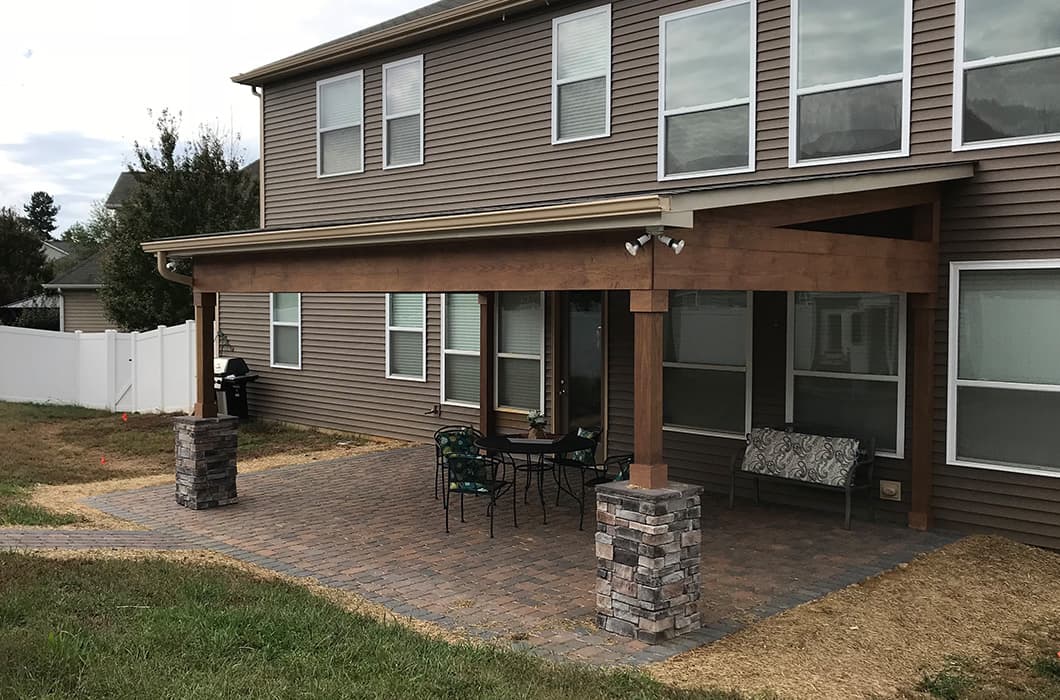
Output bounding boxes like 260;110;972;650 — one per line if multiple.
0;322;196;413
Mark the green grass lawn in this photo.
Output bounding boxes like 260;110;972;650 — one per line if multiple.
0;402;361;527
914;643;1060;700
0;553;738;700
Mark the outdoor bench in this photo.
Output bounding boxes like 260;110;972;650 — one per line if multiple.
729;425;876;529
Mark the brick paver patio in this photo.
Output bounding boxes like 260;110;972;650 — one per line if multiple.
3;445;956;665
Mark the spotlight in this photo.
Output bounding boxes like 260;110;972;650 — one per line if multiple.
657;234;685;255
624;233;652;256
165;260;178;271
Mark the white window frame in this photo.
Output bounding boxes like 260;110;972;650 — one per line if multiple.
494;291;546;413
785;292;907;458
946;259;1060;477
788;0;913;168
663;291;754;440
382;55;425;169
551;4;612;145
657;0;757;181
385;292;427;382
269;292;302;370
441;293;480;408
952;0;1060;152
316;70;364;178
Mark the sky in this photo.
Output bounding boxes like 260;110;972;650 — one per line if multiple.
0;0;429;234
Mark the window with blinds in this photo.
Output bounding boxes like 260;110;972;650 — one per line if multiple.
383;56;424;168
496;292;543;412
442;294;480;406
948;264;1060;474
660;1;756;179
664;291;752;436
317;71;363;176
386;293;426;381
788;292;906;456
270;293;301;369
552;5;611;143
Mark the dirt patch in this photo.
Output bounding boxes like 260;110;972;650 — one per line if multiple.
651;536;1060;700
23;439;404;530
19;547;468;645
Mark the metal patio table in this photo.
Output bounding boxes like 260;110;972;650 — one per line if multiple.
475;433;594;527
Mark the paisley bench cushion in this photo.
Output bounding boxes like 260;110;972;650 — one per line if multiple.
741;427;860;488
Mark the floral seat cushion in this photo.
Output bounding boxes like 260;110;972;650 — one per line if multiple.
436;428;477;458
741;427;860;488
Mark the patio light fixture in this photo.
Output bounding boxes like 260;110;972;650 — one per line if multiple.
625;233;652;256
657;234;685;255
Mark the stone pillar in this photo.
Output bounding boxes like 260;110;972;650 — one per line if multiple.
174;415;238;509
595;481;703;643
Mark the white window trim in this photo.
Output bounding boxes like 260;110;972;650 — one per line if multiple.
440;293;480;409
385;292;427;382
787;0;913;168
663;291;754;440
657;0;757;181
946;259;1060;478
316;70;364;178
494;291;546;414
269;292;302;370
551;4;612;145
951;1;1060;152
382;55;425;169
785;292;907;458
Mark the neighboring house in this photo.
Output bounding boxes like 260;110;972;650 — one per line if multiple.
105;160;260;210
143;0;1060;549
42;253;113;332
41;238;73;263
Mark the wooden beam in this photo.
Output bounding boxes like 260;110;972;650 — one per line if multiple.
478;292;495;436
908;293;936;531
629;290;668;489
708;184;941;227
193;291;217;419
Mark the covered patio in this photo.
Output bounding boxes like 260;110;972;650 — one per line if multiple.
89;445;956;665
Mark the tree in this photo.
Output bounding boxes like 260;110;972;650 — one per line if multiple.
23;191;60;239
55;201;118;274
100;110;258;331
0;207;52;305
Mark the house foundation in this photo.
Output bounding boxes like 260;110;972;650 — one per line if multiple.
594;481;703;643
174;415;238;509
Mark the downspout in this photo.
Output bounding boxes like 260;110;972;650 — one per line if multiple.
252;85;265;229
156;251;193;287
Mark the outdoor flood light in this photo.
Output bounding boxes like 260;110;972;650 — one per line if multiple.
657;234;685;255
625;233;652;256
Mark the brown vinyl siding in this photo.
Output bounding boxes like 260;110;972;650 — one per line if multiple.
62;290;112;333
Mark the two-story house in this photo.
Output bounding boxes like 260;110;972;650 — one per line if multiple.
144;0;1060;549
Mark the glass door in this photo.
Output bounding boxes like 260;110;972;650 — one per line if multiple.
561;291;604;432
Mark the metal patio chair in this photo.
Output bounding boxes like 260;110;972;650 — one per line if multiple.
433;425;484;499
443;451;515;538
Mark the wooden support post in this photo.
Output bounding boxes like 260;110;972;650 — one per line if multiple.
193;291;218;419
478;292;495;436
629;289;668;489
908;293;936;530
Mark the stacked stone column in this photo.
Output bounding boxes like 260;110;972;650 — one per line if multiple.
594;481;703;643
174;415;239;509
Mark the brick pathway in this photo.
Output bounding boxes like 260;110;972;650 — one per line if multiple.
3;445;957;665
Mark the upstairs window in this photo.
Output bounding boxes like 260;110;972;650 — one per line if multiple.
317;71;363;177
442;293;481;407
386;293;426;381
496;292;544;412
790;0;911;164
552;5;611;143
383;56;424;168
659;0;756;179
954;0;1060;149
270;293;302;369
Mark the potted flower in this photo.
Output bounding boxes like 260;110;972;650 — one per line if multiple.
527;410;547;439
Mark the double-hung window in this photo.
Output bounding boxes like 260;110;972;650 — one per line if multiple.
953;0;1060;149
947;262;1060;476
552;5;611;143
317;71;364;176
787;293;906;456
386;293;426;381
659;0;756;179
664;291;752;437
790;0;911;164
270;293;301;369
496;292;544;412
442;293;480;407
383;56;424;168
